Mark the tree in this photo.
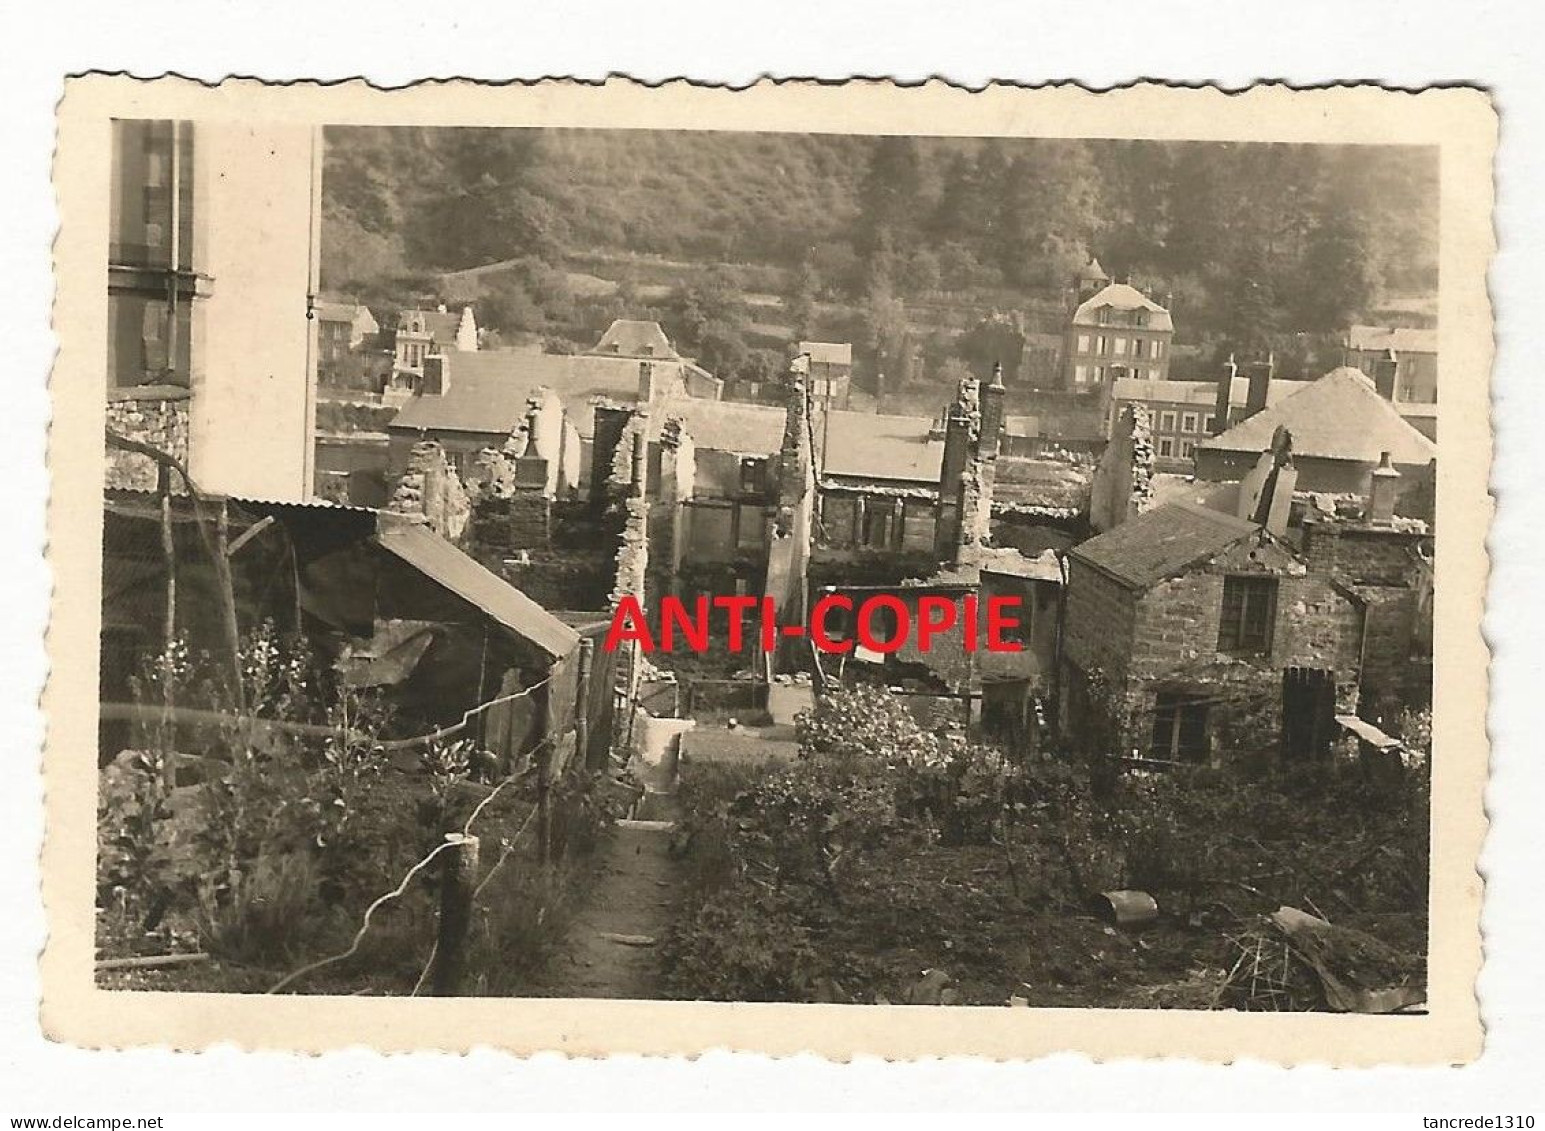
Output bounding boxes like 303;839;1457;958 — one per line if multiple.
695;321;751;380
856;136;923;261
1294;207;1381;333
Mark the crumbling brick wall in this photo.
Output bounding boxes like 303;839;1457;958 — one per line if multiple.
105;394;190;492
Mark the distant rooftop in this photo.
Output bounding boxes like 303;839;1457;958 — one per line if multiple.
397;308;461;343
818;410;943;484
798;341;853;367
1111;375;1298;410
1199;367;1438;466
1072;282;1173;333
389;350;647;438
589;319;679;360
1346;325;1438;355
647;398;785;455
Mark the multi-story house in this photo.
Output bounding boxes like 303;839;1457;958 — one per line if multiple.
1344;325;1439;441
797;340;854;410
1062;272;1174;389
315;300;381;385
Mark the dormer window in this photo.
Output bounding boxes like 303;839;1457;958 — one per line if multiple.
641;344;654;356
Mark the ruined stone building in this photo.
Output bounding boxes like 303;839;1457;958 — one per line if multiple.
386;320;722;489
105;118;322;501
1061;501;1366;765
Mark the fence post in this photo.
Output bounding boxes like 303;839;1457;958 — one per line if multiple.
430;832;480;996
576;637;595;771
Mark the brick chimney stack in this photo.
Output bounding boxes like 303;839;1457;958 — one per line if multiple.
1211;353;1238;436
1243;353;1274;419
1368;450;1401;525
1372;356;1398;401
978;362;1006;459
935;377;977;560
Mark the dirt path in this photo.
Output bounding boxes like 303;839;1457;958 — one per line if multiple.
546;798;680;1000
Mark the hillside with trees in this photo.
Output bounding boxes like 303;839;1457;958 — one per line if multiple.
321;127;1439;391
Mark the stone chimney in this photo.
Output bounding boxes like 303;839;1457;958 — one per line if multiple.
1372;356;1398;401
421;355;448;396
935;377;977;560
1243;354;1274;419
638;360;654;401
1368;451;1401;525
589;402;634;506
1238;426;1298;536
455;306;479;353
1211;354;1238;436
935;374;1001;563
978;362;1006;460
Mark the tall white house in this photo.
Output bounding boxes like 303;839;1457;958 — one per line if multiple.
106;119;322;500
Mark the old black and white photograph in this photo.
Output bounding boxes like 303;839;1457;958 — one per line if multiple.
41;77;1493;1063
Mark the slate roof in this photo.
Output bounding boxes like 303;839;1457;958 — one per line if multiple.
589;319;679;359
818;411;944;484
1072;282;1174;332
1110;376;1297;410
647;398;786;455
1069;501;1261;590
397;308;461;343
388;350;646;437
375;518;579;659
797;341;853;367
1198;367;1438;466
1346;325;1438;355
314;301;372;325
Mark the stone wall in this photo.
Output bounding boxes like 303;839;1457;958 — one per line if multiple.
105;394;190;492
387;440;471;543
1064;533;1363;762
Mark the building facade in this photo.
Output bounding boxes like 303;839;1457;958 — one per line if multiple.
1061;502;1364;765
106;118;322;501
1062;277;1174;389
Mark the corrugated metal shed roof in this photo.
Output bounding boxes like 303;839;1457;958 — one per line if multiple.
1069;501;1260;589
1198;367;1438;466
375;518;579;659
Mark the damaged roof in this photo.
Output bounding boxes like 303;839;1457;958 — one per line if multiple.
390;350;646;437
648;398;786;455
375;518;580;659
991;456;1094;514
1198;367;1438;466
1070;501;1262;589
819;411;944;484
